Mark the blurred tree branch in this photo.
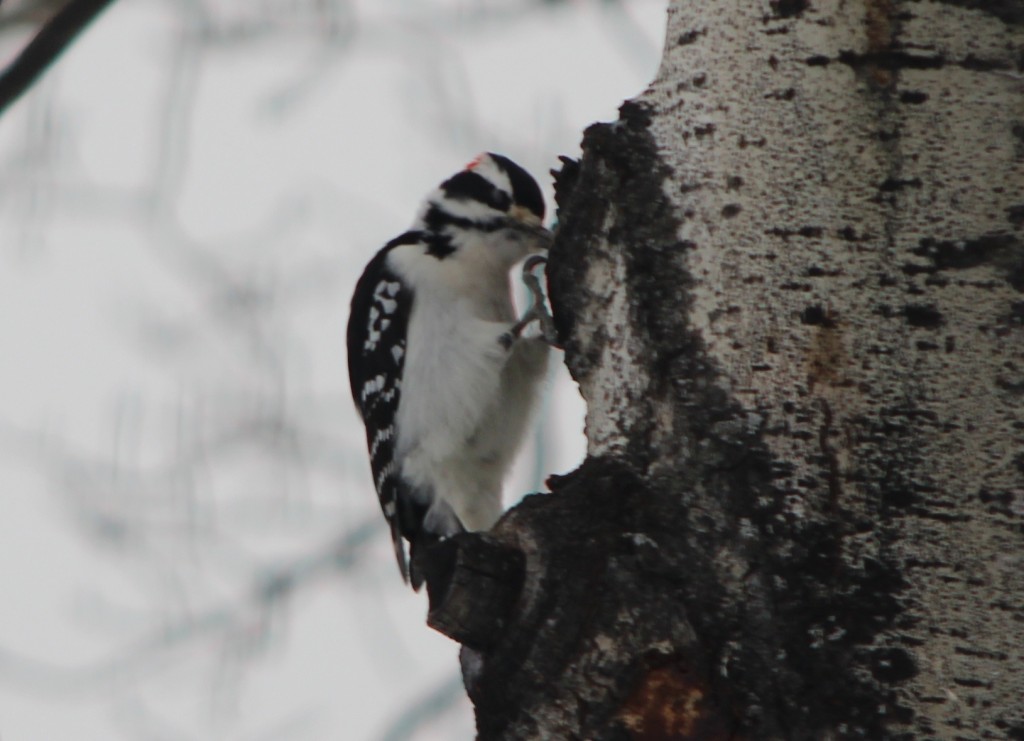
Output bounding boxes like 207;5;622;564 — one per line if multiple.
0;518;377;695
0;0;116;116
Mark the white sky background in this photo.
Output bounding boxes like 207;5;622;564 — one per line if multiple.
0;1;666;738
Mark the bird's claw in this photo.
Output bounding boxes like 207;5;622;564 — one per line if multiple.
503;256;558;347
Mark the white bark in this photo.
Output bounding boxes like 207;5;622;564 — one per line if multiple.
621;1;1023;736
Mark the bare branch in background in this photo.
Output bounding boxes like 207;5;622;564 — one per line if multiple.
0;0;67;31
378;673;465;741
115;695;325;741
0;0;118;116
0;519;377;696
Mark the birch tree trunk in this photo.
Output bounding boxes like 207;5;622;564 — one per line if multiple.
426;2;1024;738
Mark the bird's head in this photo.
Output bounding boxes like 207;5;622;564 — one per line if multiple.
416;153;550;266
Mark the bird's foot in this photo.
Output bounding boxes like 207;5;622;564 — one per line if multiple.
500;255;557;348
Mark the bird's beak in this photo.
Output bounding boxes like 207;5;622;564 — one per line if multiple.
506;208;551;250
518;222;552;250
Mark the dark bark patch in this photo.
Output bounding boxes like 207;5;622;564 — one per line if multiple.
881;482;918;508
903;304;945;328
802;305;837;328
1013;124;1024;159
996;375;1024;394
769;225;824;241
677;28;706;46
869;647;919;683
954;676;994;689
902;262;933;276
780;280;813;291
550;156;583;348
878;177;922;192
551;154;580;213
838;48;1013;73
839;49;944;71
1007;204;1024;228
914;234;1013;270
959;54;1014;72
1004;722;1024;740
929;0;1024;24
899;90;929;105
805;54;831;66
1012;265;1024;292
721;204;742;218
726;175;744;190
694;123;716;138
807;265;843;277
979;487;1024;517
912;234;1024;291
955;644;1010;660
770;0;809;18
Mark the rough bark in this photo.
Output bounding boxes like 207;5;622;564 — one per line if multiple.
426;2;1024;738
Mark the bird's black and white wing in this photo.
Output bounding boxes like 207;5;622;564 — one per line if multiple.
346;232;418;581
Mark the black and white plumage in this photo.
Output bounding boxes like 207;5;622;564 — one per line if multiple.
346;153;552;588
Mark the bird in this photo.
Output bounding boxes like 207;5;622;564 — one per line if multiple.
346;153;554;588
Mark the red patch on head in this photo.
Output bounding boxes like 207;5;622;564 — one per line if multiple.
465;154;486;171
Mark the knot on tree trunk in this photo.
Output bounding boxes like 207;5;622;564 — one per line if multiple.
423;532;526;650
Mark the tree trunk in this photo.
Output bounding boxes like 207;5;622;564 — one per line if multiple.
426;2;1024;738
